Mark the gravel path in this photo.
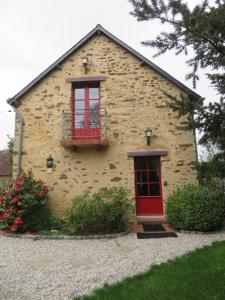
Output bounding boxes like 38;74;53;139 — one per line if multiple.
0;231;225;300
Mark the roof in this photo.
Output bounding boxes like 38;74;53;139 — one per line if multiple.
7;24;200;106
0;150;9;176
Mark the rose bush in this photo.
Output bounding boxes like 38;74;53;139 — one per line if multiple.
0;171;49;233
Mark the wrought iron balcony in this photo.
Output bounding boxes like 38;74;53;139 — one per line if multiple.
61;109;109;148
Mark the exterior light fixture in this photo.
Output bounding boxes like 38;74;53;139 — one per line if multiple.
47;155;54;169
82;57;89;73
145;128;152;145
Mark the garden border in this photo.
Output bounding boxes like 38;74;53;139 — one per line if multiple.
0;230;129;240
179;228;225;235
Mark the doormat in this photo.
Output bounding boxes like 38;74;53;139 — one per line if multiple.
143;224;166;232
137;232;178;239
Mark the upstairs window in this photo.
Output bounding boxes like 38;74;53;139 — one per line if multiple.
72;83;100;139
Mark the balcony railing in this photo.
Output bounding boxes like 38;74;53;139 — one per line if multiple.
61;109;109;147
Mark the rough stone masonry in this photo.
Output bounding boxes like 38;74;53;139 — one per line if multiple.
12;32;198;218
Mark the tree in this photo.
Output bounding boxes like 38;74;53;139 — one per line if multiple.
129;0;225;158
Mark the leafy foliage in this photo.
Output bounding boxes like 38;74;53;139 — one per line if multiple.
66;187;131;235
0;171;49;233
22;206;64;233
197;159;225;182
197;144;225;181
129;0;225;156
166;185;225;231
7;136;14;176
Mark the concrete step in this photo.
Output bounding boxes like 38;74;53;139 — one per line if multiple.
130;223;175;233
137;215;166;224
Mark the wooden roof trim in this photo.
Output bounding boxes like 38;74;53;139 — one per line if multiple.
65;76;106;83
127;151;168;158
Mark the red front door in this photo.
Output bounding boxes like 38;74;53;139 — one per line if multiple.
73;84;100;139
134;156;163;215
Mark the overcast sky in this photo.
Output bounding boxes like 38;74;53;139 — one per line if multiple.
0;0;219;153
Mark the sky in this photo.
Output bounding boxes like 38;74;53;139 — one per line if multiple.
0;0;219;154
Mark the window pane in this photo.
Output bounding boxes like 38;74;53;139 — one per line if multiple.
89;112;100;128
135;158;147;170
136;171;148;183
148;157;158;170
75;88;85;100
149;170;159;182
75;114;85;128
137;184;148;196
89;87;99;99
75;100;84;111
150;184;160;196
89;100;99;111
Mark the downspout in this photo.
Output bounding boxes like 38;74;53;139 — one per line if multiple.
14;109;25;176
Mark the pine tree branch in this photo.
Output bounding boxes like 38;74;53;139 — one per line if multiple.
150;13;221;52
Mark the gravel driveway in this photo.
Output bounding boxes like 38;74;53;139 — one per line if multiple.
0;231;225;300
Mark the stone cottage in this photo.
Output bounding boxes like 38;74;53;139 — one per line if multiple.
7;25;199;221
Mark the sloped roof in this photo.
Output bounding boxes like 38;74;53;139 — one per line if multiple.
0;150;9;176
7;24;200;106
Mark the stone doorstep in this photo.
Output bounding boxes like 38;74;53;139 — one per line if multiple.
130;217;176;234
136;215;167;225
162;223;176;233
129;225;144;233
130;224;175;234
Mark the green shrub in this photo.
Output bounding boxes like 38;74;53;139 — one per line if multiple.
166;185;225;232
66;187;131;235
22;206;64;232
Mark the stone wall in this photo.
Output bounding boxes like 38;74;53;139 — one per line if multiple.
12;33;198;218
0;150;9;176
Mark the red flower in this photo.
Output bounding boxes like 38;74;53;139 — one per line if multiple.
16;189;21;194
11;198;20;204
37;181;43;186
18;175;23;181
15;182;22;188
15;217;23;225
0;197;3;203
2;213;9;219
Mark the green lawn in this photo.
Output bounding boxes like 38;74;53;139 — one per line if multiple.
76;241;225;300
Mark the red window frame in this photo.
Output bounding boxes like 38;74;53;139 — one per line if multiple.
134;157;162;197
72;82;101;139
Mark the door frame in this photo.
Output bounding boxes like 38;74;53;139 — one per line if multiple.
134;156;164;216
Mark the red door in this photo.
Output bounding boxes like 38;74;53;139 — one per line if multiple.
134;156;163;215
73;84;100;139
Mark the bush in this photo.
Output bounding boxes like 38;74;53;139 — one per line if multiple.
0;171;49;233
66;187;131;235
166;185;225;232
22;206;64;233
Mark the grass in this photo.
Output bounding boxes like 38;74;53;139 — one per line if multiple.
76;241;225;300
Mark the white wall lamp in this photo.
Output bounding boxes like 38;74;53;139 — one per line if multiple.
82;57;89;74
145;127;153;145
